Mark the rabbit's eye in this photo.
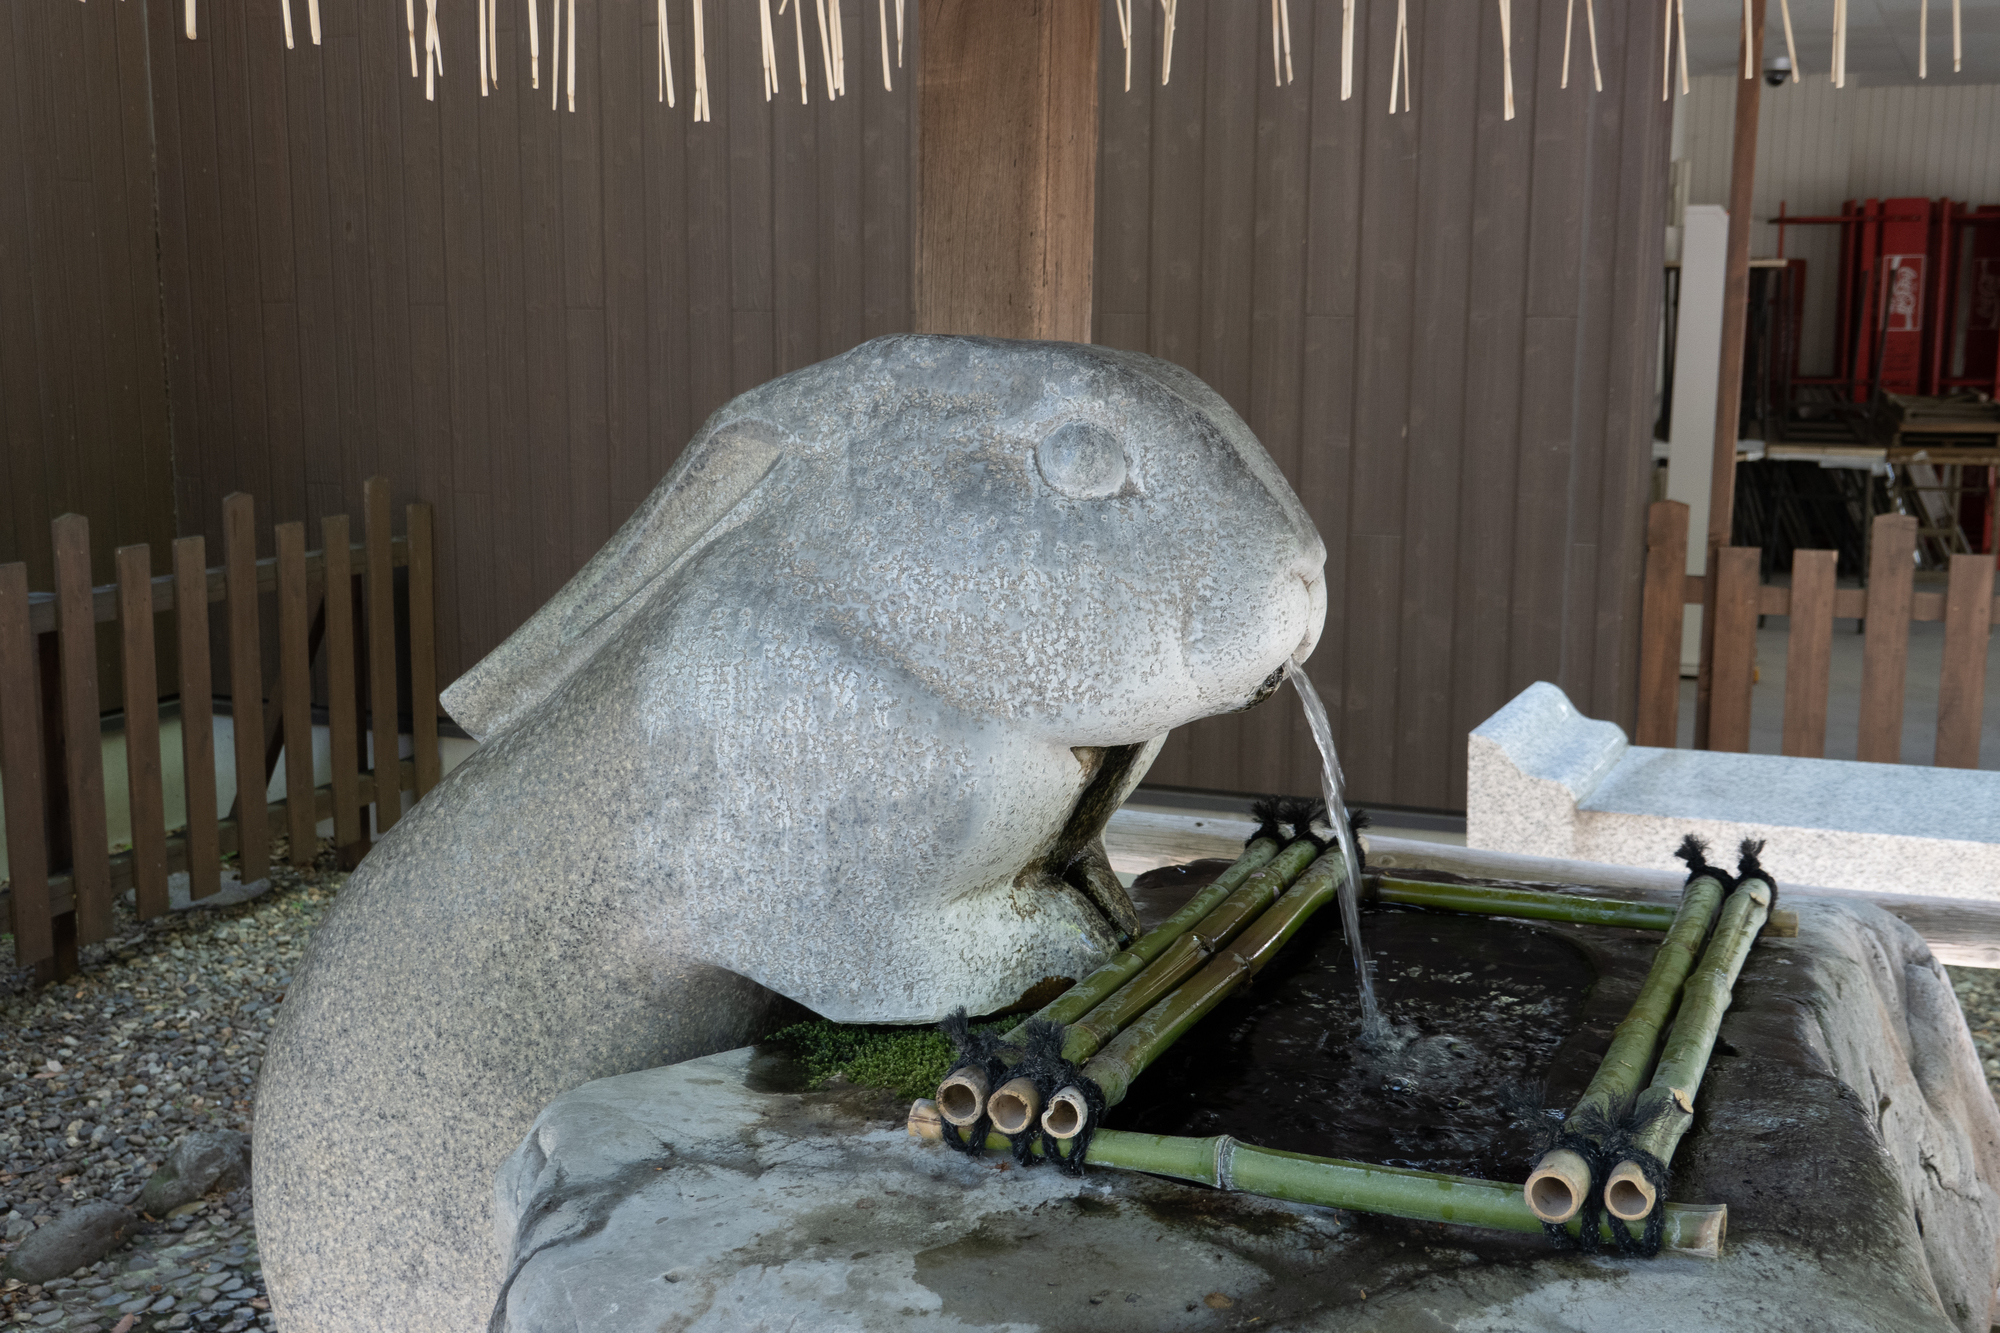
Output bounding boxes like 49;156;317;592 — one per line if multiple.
1035;422;1129;500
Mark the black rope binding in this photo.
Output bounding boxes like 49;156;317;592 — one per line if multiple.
937;1007;1009;1159
1246;796;1331;851
1001;1019;1106;1176
1537;1103;1615;1252
1735;838;1777;911
1597;1106;1676;1257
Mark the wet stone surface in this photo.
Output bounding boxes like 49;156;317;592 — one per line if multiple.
1106;906;1599;1179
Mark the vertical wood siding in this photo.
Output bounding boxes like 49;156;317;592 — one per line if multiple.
0;0;178;698
143;0;916;693
1098;0;1671;809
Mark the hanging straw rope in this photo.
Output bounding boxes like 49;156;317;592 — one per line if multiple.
1340;0;1354;99
896;0;904;68
831;0;846;96
1116;0;1132;92
564;0;575;109
281;0;294;50
692;0;709;120
480;0;489;92
1161;0;1178;86
1562;0;1574;87
785;0;809;102
407;0;418;75
1661;0;1672;100
1281;0;1294;85
1920;0;1928;77
1388;0;1410;112
529;0;539;87
760;0;777;98
1677;0;1690;93
1778;0;1800;78
424;0;441;101
878;0;890;90
185;0;194;39
1267;0;1293;87
308;0;320;46
663;0;679;104
1741;0;1753;78
1953;0;1961;72
814;0;835;98
1585;0;1601;90
1834;0;1847;87
549;0;560;108
1499;0;1514;120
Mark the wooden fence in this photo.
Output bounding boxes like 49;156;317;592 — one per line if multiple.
1638;500;1998;763
0;478;441;981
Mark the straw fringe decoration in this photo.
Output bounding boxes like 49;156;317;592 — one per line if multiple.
1920;0;1928;77
185;0;194;38
549;0;560;108
1161;0;1178;85
878;0;891;90
566;0;576;110
1676;0;1690;93
1270;0;1294;86
407;0;418;74
308;0;321;45
529;0;539;87
1953;0;1960;72
896;0;904;68
785;0;808;102
1279;0;1294;85
1498;0;1514;120
1585;0;1601;90
281;0;294;49
1116;0;1132;92
691;0;709;120
480;0;489;91
1562;0;1574;88
1388;0;1410;112
1833;0;1847;87
814;0;835;97
1661;0;1672;100
663;0;680;104
831;0;846;96
1340;0;1354;99
424;0;441;101
760;0;777;98
1778;0;1800;78
1741;0;1753;78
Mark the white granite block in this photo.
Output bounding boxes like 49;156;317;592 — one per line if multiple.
1469;683;2000;900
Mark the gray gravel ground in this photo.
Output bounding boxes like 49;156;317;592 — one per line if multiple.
0;840;340;1331
3;842;2000;1332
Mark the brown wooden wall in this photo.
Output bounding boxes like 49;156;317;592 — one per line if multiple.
1;0;179;697
1098;0;1672;810
141;0;915;696
3;0;1667;811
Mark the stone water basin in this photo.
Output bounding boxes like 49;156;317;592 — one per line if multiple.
490;865;2000;1332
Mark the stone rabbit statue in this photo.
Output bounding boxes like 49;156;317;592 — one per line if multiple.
254;335;1328;1332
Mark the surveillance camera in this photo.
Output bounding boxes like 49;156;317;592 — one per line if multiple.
1762;53;1792;86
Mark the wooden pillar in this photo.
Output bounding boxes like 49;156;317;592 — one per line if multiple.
1693;0;1764;749
914;0;1099;342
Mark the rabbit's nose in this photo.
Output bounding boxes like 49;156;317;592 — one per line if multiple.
1292;571;1328;666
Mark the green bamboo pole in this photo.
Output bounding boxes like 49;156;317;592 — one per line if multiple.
1002;835;1285;1036
906;1103;1726;1259
1604;876;1773;1223
1083;847;1351;1109
1048;837;1325;1063
1522;871;1727;1224
1373;877;1682;932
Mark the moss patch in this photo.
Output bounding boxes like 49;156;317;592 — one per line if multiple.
763;1018;1008;1103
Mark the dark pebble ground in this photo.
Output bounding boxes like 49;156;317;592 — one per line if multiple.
0;840;340;1332
3;844;2000;1331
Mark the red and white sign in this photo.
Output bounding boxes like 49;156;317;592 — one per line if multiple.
1883;254;1925;333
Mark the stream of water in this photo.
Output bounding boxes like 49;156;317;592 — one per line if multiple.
1290;670;1392;1046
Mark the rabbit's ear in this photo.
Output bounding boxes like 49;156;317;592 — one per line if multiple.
442;419;784;741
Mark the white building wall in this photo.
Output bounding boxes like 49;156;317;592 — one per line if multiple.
1679;75;2000;377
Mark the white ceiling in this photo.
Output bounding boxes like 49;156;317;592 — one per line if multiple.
1680;0;2000;83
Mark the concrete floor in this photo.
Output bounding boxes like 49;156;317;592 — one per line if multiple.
1674;613;2000;769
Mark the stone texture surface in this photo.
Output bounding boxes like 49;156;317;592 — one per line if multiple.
254;336;1329;1333
1;1204;137;1285
1468;683;2000;894
140;1134;251;1218
491;894;2000;1333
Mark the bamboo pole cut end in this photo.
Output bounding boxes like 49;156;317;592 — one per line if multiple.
1665;1202;1728;1258
908;1099;944;1142
987;1077;1042;1135
1524;1149;1592;1224
937;1069;989;1127
1764;909;1798;937
1042;1086;1090;1140
1604;1161;1656;1221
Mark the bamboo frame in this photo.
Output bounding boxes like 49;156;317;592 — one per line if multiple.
909;1107;1727;1259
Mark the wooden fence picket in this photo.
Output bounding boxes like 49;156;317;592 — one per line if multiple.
0;563;52;968
173;535;223;901
1857;513;1918;764
1937;553;1995;769
1636;501;1689;747
224;494;271;884
277;522;317;867
116;544;169;920
1707;547;1762;753
364;479;401;835
1780;549;1837;759
53;515;112;946
322;514;364;857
